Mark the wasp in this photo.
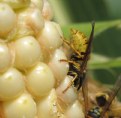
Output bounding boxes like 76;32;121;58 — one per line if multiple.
60;22;95;92
87;75;121;118
60;22;95;118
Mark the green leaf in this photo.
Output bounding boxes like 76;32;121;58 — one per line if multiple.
62;20;121;38
62;20;121;37
89;54;121;70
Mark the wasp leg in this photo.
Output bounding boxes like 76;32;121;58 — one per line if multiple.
60;59;80;71
70;44;82;57
61;36;71;45
59;59;77;65
62;72;78;93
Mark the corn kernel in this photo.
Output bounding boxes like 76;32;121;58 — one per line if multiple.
26;62;55;98
65;100;85;118
56;76;77;104
1;0;30;9
38;21;63;51
0;3;16;37
31;0;43;11
0;43;12;72
3;92;37;118
0;68;25;101
14;36;43;70
49;49;69;82
42;0;53;20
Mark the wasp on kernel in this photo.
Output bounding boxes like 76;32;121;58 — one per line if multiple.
60;22;95;92
60;22;95;117
87;75;121;118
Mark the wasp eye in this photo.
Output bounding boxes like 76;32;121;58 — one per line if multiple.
96;95;107;107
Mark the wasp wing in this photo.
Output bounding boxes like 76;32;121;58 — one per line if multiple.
81;21;95;118
80;21;95;73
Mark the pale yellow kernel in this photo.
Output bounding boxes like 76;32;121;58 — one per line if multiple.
38;21;63;51
26;62;55;98
1;0;30;9
0;3;17;37
65;100;85;118
48;49;69;82
0;43;12;72
0;68;25;101
3;92;37;118
56;76;77;104
14;36;43;70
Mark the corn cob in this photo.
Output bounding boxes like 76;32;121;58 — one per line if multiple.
0;0;121;118
0;0;84;117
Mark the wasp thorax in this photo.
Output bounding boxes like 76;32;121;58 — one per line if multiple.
70;29;88;53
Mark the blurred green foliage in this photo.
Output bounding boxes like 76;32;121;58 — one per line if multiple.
50;0;121;25
49;0;121;86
